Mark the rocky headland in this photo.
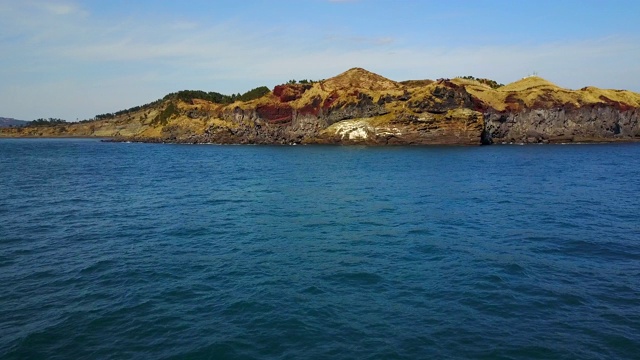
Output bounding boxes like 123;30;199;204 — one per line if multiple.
3;68;639;145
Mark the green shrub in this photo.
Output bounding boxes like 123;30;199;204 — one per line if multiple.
151;103;179;125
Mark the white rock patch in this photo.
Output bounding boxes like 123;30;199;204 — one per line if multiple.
377;127;403;137
329;120;405;140
332;120;374;140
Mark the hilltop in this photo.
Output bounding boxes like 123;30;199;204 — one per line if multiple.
0;117;28;128
2;68;639;145
321;68;402;92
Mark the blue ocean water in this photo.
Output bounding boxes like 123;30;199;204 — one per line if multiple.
1;138;639;359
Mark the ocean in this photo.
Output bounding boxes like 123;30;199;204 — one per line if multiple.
1;138;639;359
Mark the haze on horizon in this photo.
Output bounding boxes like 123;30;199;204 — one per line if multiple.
1;0;639;121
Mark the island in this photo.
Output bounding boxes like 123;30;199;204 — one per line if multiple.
2;68;639;145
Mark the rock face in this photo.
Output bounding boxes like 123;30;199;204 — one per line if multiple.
3;69;640;145
483;107;640;144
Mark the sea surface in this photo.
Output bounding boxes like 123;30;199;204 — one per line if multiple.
1;138;639;359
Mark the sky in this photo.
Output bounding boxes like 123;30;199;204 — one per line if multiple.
1;0;639;121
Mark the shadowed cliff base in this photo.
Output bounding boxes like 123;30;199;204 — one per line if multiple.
3;68;640;145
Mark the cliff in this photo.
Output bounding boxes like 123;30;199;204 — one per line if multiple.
2;68;639;145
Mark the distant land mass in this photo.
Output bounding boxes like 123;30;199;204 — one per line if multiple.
2;68;640;145
0;117;28;128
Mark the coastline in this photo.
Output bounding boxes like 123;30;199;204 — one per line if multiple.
2;133;640;146
2;69;639;146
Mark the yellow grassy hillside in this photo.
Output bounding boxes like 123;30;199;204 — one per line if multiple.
577;87;640;107
455;75;640;111
321;68;402;92
499;76;560;92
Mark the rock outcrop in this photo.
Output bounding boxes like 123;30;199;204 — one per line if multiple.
483;106;640;144
3;69;640;145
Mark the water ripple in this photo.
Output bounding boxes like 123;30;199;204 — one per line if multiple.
1;140;639;359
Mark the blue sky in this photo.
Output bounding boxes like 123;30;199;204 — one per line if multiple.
1;0;639;121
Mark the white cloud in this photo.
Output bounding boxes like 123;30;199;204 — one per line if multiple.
40;2;80;15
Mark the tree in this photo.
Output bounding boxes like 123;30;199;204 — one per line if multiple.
29;118;68;126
